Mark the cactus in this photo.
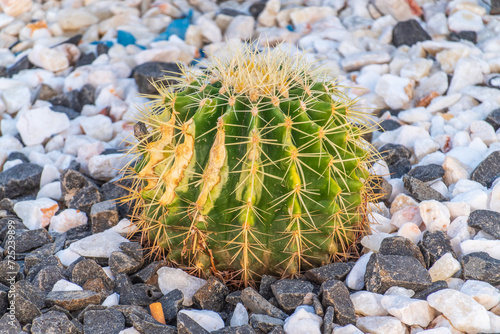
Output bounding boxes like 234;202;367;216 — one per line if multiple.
123;43;382;285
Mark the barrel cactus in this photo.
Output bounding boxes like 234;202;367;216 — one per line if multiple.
124;43;382;285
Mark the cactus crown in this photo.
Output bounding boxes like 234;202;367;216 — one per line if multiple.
123;42;383;286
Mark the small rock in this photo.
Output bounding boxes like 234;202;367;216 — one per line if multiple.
351;291;387;317
249;314;284;333
428;252;461;282
321;280;355;326
178;309;225;332
462;252;500;285
485;108;500;131
193;277;229;312
49;209;88;233
259;274;277;299
91;200;119;234
378;236;425;267
28;44;70;72
468;210;500;239
375;74;414;109
388;159;412;179
403;175;447;202
304;262;353;284
45;290;101;311
427;289;491;333
67;258;114;290
75;52;96;67
356;316;406;334
459;279;500;310
448;10;484;32
381;294;435;327
470;151;500;188
283;305;322;334
80;115;114;142
240;287;287;320
36;84;58;101
341;51;391;72
60;169;103;215
69;230;129;258
10;280;45;324
231;303;249;327
88;154;131;181
57;8;98;30
31;311;80;334
52;279;83;292
364;253;432;294
2;85;31;114
408;164;445;182
158;289;184;323
332;324;363;334
131;261;164;284
271;279;314;313
83;309;125;334
0;163;43;199
419;200;451;232
14;197;58;230
109;251;143;275
132;62;182;95
78;84;95;107
50;91;82;112
392;19;431;47
6;228;51;253
157;267;206;306
225;15;255;40
346;252;373;290
418;231;455;268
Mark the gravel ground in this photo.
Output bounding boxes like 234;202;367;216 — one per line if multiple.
1;0;500;333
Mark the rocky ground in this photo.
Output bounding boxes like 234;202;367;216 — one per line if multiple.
1;0;500;333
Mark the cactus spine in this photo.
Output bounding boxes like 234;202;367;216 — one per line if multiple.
124;43;382;285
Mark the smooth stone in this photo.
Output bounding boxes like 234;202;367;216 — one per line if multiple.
231;303;249;327
356;316;406;334
283;305;322;334
69;230;129;258
428;252;461;282
16;107;70;146
13;197;59;230
351;291;387;317
157;267;206;307
380;294;435;327
346;252;373;290
52;279;83;292
459;279;500;310
49;209;88;233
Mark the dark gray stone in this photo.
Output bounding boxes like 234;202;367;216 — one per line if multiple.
50;105;80;120
379;236;425;267
322;306;334;334
77;304;107;323
320;280;355;326
486;108;500;131
468;209;500;239
114;273;162;306
49;90;82;112
249;314;284;333
305;262;354;285
368;176;393;203
448;31;477;43
462;252;500;285
109;251;143;275
193;277;229;312
61;169;103;215
82;277;110;301
32;265;64;293
226;291;242;306
83;309;125;334
378;144;412;165
75;52;96;67
158;289;183;323
0;163;43;199
115;304;177;334
471;150;500;188
408;164;445;182
131;261;164;284
269;326;285;334
0;290;7;317
418;231;455;268
259;274;277;300
78;84;95;107
7;56;34;77
392;19;432;47
66;258;114;290
6;152;28;163
9;280;44;324
90;200;119;234
403;175;447;202
24;243;56;274
212;325;256;334
413;280;448;300
389;159;412;179
132;62;182;95
31;311;81;334
240;287;287;320
249;1;266;18
177;312;210;334
364;254;432;294
101;178;133;219
45;290;101;311
26;255;62;282
378;119;401;132
119;242;144;262
4;228;52;253
0;313;22;333
270;279;314;313
96;43;110;56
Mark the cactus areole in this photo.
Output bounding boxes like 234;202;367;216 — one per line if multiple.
124;43;382;285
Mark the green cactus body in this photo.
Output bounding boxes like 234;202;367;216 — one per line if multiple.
125;44;381;284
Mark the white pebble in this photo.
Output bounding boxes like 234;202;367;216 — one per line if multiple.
346;252;373;290
88;154;131;181
375;74;414;109
69;230;129;258
283;305;322;334
356;316;406;334
460;239;500;260
1;85;31;114
55;248;81;267
381;295;435;327
79;115;114;142
230;303;249;327
49;209;88;233
158;267;207;306
351;291;387;317
419;200;451;232
397;223;422;244
448;10;484;32
428;252;461;282
459;280;500;311
102;293;120;307
37;181;62;201
13;198;59;230
16;107;70;146
28;44;69;72
51;279;83;292
332;324;363;334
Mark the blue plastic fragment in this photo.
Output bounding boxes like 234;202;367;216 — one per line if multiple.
287;24;294;32
117;30;136;46
154;9;193;41
90;40;114;48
